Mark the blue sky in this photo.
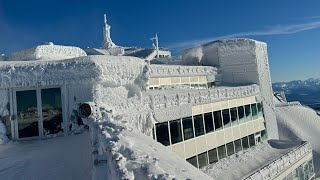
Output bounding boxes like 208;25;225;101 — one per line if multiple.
1;0;320;82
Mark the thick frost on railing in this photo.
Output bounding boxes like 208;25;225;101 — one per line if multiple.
245;141;312;180
150;64;217;78
144;84;260;123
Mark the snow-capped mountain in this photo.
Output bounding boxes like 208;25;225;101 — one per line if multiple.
272;78;320;109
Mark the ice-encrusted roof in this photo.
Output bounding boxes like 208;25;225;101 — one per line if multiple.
202;38;265;47
0;55;147;88
9;43;87;61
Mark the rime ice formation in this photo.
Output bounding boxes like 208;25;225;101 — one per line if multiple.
276;102;320;176
182;39;279;139
0;34;315;180
9;43;87;61
82;107;212;180
202;140;311;180
102;14;116;49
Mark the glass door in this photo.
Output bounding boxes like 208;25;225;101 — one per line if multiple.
15;90;39;138
13;87;63;139
41;88;62;135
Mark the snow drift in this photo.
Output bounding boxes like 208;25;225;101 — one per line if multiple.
276;103;320;177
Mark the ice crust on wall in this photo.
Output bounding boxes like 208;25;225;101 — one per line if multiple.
182;38;278;139
276;103;320;176
9;44;87;61
83;107;212;180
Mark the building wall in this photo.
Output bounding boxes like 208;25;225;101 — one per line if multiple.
183;39;278;139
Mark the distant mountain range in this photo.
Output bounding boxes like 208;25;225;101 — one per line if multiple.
272;78;320;110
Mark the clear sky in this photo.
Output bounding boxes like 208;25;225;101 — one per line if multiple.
1;0;320;82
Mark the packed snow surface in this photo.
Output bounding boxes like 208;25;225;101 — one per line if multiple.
84;109;212;180
201;140;301;180
276;103;320;176
0;133;92;180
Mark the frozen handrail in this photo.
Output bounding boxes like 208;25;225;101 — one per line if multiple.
245;141;312;180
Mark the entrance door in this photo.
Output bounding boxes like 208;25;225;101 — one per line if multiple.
41;88;63;135
15;90;39;138
13;88;63;139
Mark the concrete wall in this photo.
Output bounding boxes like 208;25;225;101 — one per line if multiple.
182;39;278;139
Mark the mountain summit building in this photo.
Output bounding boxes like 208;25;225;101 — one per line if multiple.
0;15;315;180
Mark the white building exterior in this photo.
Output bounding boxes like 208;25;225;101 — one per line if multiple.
0;16;315;179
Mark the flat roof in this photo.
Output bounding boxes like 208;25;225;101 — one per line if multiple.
201;140;309;180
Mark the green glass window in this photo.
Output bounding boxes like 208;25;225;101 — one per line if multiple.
198;152;208;168
170;119;183;144
234;139;242;153
182;117;194;140
222;109;231;128
226;142;235;156
155;122;170;146
193;115;205;137
245;104;252;122
248;134;255;147
213;111;223;130
251;103;258;120
257;102;263;118
187;156;198;168
208;148;218;163
204;112;214;133
237;106;246;124
242;136;249;150
230;107;239;126
217;145;226;160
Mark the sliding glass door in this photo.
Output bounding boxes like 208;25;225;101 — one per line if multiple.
16;90;39;138
14;87;63;139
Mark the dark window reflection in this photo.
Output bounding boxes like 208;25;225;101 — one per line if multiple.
170;120;183;144
41;88;62;135
16;90;39;138
156;122;170;146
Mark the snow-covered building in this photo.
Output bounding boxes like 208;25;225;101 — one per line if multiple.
0;16;315;180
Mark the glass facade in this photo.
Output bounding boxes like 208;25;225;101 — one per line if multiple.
154;102;265;146
185;132;264;168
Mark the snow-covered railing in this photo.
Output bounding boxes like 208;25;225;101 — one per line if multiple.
143;84;260;123
275;101;302;107
245;141;312;180
150;64;217;78
145;84;260;110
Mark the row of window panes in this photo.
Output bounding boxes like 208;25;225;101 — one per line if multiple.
282;158;315;180
149;83;208;90
186;131;264;168
154;102;264;146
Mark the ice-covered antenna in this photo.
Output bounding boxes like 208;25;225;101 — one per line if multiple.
104;14;107;25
